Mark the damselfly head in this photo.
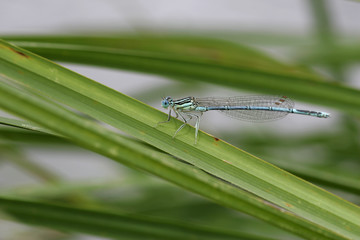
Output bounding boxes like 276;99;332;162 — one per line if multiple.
161;96;172;108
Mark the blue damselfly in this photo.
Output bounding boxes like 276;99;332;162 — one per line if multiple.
159;95;330;144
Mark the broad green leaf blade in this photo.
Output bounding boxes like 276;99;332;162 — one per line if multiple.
1;40;359;239
2;117;359;197
0;78;339;240
0;197;273;240
4;35;360;117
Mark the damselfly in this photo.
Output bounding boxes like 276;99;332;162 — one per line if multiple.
159;95;330;144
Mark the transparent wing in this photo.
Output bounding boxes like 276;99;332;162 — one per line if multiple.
196;95;295;122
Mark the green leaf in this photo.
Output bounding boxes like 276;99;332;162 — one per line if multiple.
0;116;57;135
4;35;360;117
1;39;359;239
0;197;272;240
2;117;359;199
298;44;360;65
0;76;339;240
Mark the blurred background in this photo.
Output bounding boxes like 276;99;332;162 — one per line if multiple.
0;1;359;239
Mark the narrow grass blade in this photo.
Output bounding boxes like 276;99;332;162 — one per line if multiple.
0;197;275;240
0;116;57;135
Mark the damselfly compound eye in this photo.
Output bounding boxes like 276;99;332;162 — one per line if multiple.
161;99;170;108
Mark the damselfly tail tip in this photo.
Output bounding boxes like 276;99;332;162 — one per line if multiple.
318;112;330;118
